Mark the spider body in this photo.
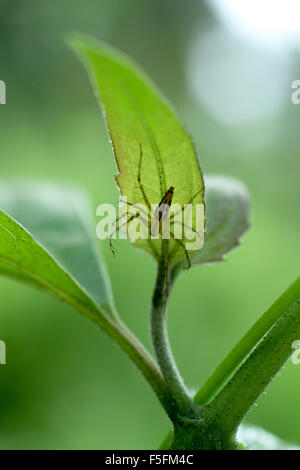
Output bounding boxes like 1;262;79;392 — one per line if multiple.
109;144;204;269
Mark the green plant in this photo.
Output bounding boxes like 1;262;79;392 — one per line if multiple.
0;34;299;450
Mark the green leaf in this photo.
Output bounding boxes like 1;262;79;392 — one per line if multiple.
192;176;250;265
0;183;172;412
238;425;300;450
171;175;250;278
68;34;205;265
0;206;105;323
0;182;116;318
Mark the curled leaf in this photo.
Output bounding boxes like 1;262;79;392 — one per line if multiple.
172;175;250;276
192;175;250;265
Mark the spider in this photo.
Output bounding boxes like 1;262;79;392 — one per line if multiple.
109;144;204;269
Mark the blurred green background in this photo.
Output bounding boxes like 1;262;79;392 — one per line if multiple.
0;0;299;449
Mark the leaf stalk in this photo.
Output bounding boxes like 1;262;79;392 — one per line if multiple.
150;248;199;420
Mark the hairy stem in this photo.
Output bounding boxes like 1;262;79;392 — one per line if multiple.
69;296;176;420
195;276;300;406
205;296;300;435
150;251;198;419
160;277;300;448
103;318;178;419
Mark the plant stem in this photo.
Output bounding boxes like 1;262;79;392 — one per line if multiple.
70;296;177;420
150;251;198;419
160;277;300;448
194;276;300;406
105;318;178;419
205;296;300;435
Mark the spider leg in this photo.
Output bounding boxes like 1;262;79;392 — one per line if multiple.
169;232;191;269
138;143;152;211
111;211;131;229
172;220;201;240
186;186;205;204
169;187;205;222
109;213;141;255
111;198;150;232
109;238;117;258
119;198;149;219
